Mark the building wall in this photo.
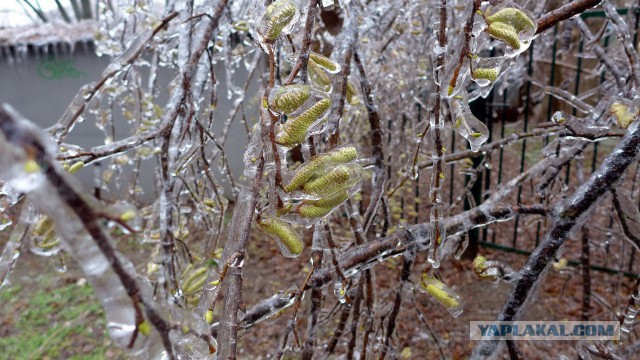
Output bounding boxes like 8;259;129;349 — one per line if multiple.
0;42;259;202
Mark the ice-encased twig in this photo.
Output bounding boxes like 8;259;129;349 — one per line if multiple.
472;115;640;359
575;18;626;93
47;11;179;143
57;0;230;164
603;0;640;91
0;202;32;289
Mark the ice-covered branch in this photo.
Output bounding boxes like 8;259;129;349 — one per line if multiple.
0;105;217;359
603;0;640;90
472;117;640;359
47;11;179;142
56;0;230;164
535;0;603;35
575;17;627;92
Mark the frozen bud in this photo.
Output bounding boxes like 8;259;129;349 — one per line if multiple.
257;0;298;42
276;97;332;146
486;22;521;50
258;217;304;257
420;274;463;317
297;190;350;219
309;52;341;73
610;102;638;129
486;7;536;34
269;84;311;115
345;81;360;105
302;163;363;197
284;145;358;192
308;60;332;93
472;68;499;81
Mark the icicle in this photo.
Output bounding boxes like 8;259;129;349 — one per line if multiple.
0;204;34;289
428;204;446;268
450;90;489;152
427;93;446;268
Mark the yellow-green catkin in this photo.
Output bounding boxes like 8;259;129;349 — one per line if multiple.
473;256;487;272
346;81;359;105
261;0;297;41
297;190;350;219
302;163;363;197
486;22;520;50
181;267;208;292
309;52;339;72
486;8;535;33
37;233;60;249
270;84;311;115
283;146;358;192
308;60;332;92
258;218;303;256
24;159;40;174
68;161;85;174
34;217;54;236
472;68;499;81
120;209;137;222
611;102;637;129
421;275;460;310
276;97;332;146
205;309;214;324
138;321;152;336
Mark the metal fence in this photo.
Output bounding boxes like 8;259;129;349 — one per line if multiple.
461;7;640;278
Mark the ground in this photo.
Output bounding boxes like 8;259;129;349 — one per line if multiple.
1;232;636;359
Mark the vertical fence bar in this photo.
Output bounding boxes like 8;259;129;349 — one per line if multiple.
497;90;507;186
449;131;456;205
536;26;559;246
565;39;584;187
629;7;640;273
512;41;534;247
466;98;486;258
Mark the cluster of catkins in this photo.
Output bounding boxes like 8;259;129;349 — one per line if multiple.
254;0;362;258
259;146;363;257
471;3;537;85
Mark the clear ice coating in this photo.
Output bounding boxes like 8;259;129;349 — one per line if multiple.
333;281;347;304
0;203;34;289
613;189;640;250
277;145;362;226
427;92;446;269
256;0;300;47
419;272;463;317
30;214;63;257
450;90;489;152
428;204;446;269
482;2;537;58
258;217;304;258
471;56;505;87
